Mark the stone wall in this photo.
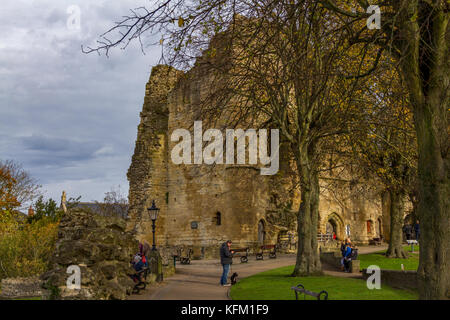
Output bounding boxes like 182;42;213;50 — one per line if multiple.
0;277;49;299
127;54;386;255
41;208;138;300
320;251;342;265
317;170;384;244
127;63;301;257
362;269;418;291
127;65;183;248
320;251;360;273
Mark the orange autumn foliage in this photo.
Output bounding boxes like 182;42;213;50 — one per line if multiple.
0;167;21;211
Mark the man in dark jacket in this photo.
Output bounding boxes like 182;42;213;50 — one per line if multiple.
403;224;413;241
220;240;234;286
414;220;420;241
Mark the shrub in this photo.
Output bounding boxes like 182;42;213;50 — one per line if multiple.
0;211;59;281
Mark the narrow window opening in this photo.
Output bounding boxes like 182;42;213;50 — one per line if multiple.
216;212;222;226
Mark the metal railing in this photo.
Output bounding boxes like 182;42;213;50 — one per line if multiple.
317;233;333;242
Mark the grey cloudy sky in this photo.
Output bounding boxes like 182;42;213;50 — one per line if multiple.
0;0;161;204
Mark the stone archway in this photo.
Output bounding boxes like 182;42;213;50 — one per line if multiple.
258;219;266;245
366;220;374;236
376;218;383;238
326;220;337;235
326;212;345;241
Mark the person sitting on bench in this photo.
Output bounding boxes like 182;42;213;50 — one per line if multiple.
340;239;351;271
343;244;352;273
130;254;146;283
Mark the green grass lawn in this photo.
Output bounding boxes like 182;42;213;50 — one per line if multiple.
359;245;419;271
230;265;418;300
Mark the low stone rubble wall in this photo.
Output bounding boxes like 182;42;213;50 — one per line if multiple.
362;269;418;290
0;277;49;299
40;208;139;300
320;251;341;266
320;251;360;273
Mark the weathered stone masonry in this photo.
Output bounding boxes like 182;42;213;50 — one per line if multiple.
127;62;385;260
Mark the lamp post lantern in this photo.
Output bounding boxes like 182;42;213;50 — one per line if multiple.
147;200;160;251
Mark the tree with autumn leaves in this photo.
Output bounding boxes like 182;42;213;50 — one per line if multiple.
0;160;58;281
0;166;21;212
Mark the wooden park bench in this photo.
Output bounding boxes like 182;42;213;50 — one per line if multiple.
174;247;193;265
231;247;249;263
369;237;382;246
291;284;328;300
180;248;193;265
256;244;277;260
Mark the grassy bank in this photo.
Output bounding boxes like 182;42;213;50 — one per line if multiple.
358;245;419;271
230;265;418;300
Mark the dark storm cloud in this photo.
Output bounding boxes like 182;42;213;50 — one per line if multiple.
20;134;109;165
0;0;161;203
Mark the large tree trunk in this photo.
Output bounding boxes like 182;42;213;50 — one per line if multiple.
386;189;408;259
414;100;450;300
292;144;322;276
396;2;449;299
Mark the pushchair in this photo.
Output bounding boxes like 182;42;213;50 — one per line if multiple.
129;254;150;294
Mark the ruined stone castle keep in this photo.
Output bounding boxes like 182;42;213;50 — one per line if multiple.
126;62;386;259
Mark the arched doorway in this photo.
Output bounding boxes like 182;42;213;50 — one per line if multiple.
366;220;374;235
326;212;344;240
403;213;414;225
258;220;266;245
326;220;337;235
376;218;382;238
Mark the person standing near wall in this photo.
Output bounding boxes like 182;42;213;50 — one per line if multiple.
219;240;234;287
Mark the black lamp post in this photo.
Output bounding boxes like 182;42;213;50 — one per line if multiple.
147;200;160;251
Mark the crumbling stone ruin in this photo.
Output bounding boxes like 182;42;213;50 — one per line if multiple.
126;60;386;259
41;208;138;300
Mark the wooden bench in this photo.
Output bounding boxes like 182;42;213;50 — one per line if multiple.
256;244;277;260
291;284;328;300
174;247;183;262
180;248;193;265
231;247;249;263
369;237;382;245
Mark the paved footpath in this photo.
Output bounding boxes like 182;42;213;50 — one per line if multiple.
129;245;387;300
